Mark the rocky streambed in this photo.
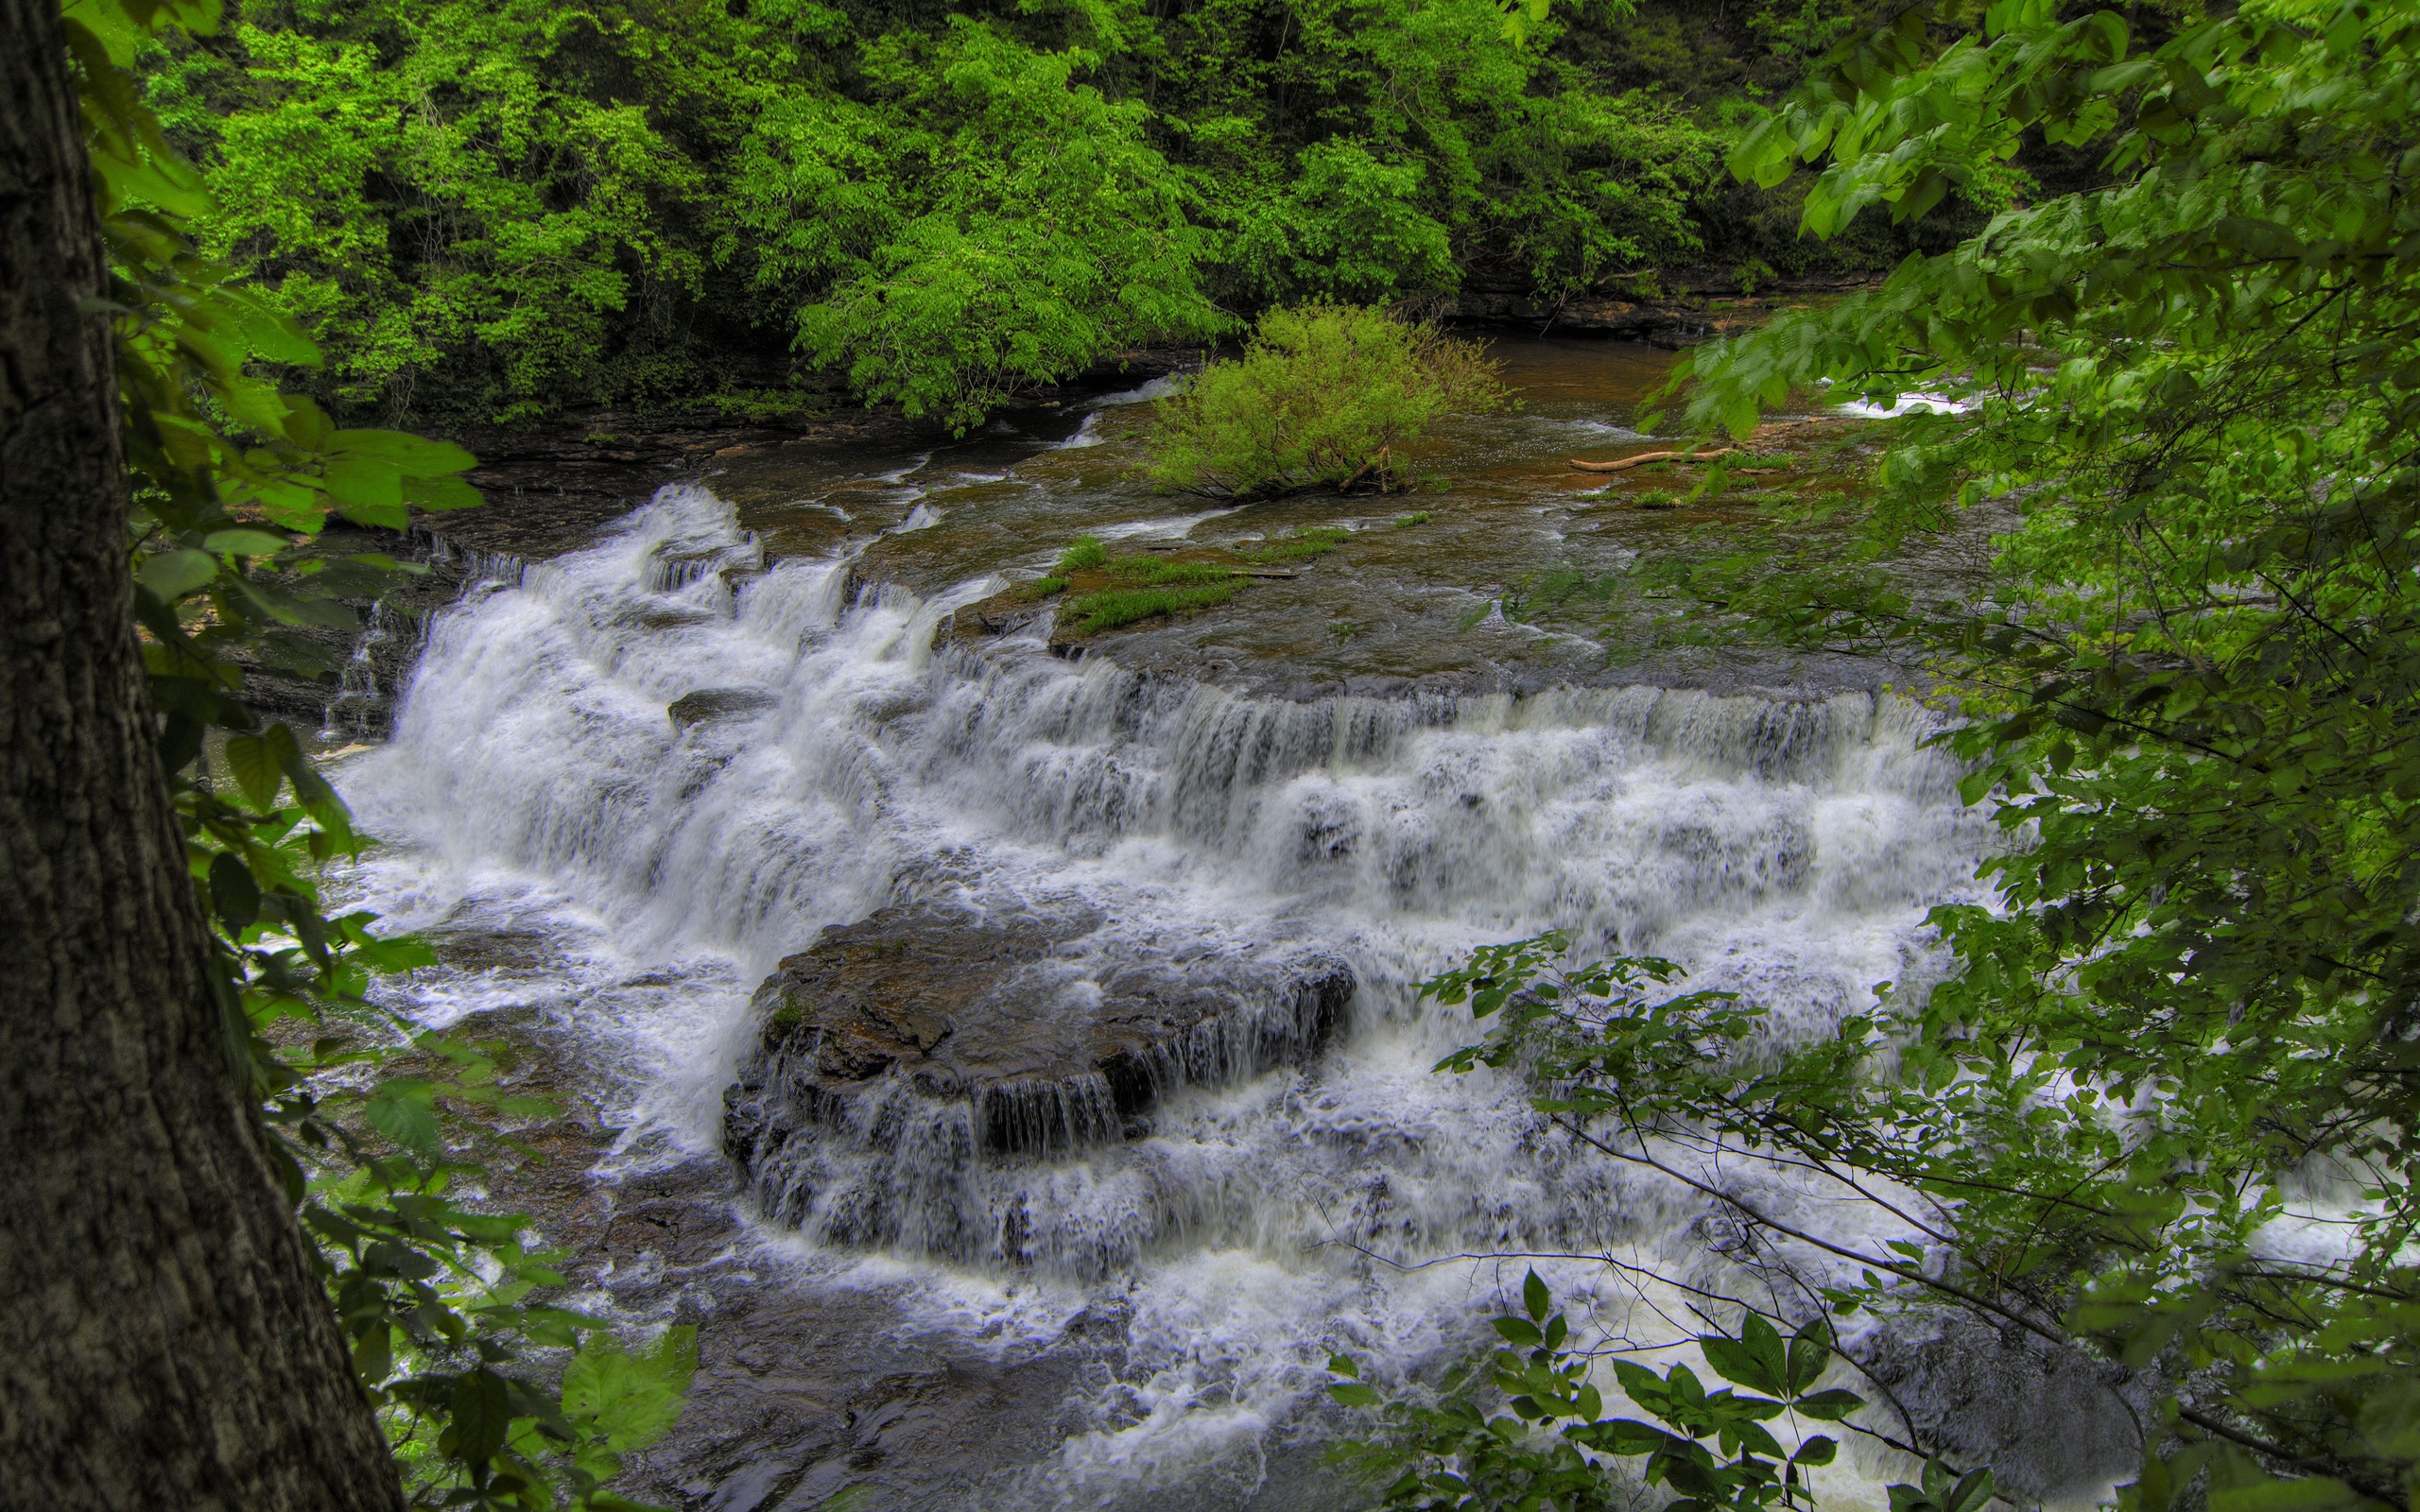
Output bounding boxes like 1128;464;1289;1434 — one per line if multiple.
314;335;2135;1512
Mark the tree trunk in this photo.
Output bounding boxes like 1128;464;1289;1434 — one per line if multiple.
0;3;407;1507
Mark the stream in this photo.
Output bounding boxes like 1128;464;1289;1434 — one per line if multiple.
326;338;2135;1511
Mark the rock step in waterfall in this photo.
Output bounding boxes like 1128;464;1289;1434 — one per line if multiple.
725;901;1355;1258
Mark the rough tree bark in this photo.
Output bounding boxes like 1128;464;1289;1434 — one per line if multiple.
0;2;407;1506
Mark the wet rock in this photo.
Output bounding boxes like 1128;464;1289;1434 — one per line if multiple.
724;903;1354;1174
668;688;781;729
947;592;1056;644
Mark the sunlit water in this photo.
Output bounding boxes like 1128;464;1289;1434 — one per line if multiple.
327;343;2066;1509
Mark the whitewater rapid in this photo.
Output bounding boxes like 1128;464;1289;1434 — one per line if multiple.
337;485;2006;1509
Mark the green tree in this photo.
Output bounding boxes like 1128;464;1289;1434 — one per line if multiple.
746;16;1229;432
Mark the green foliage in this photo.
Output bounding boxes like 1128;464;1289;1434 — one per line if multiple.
130;0;1904;431
1145;303;1512;497
141;0;724;421
1039;540;1253;631
1055;535;1110;573
766;19;1229;431
69;0;686;1503
1420;3;2420;1502
1329;1268;1970;1512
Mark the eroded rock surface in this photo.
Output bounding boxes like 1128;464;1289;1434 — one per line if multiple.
720;903;1353;1267
726;903;1353;1160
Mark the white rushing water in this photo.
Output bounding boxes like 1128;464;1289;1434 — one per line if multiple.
337;485;2048;1509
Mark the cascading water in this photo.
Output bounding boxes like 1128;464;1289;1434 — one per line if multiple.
335;466;2115;1507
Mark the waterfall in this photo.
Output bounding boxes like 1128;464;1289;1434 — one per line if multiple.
335;485;2130;1508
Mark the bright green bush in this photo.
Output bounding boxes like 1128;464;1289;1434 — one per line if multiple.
1143;304;1511;498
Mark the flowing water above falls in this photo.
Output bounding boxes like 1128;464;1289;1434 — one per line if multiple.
330;343;2111;1510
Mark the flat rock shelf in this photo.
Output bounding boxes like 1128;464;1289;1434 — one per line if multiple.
721;903;1355;1266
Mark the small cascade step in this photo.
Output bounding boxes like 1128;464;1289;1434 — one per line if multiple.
722;902;1354;1255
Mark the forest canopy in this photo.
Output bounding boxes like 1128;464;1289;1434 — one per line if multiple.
130;0;1973;429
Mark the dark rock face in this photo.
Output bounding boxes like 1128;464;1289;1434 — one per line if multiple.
721;902;1354;1252
666;688;780;729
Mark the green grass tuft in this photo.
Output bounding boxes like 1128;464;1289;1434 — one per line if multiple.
1068;580;1243;633
1238;525;1349;564
1113;557;1236;585
1392;512;1430;527
1056;536;1109;572
1019;575;1069;599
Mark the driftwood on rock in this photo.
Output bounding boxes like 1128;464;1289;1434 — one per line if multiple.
1569;447;1743;473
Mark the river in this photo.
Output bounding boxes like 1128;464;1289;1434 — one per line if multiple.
325;337;2133;1510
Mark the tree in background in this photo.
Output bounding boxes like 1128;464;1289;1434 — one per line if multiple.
130;0;1947;431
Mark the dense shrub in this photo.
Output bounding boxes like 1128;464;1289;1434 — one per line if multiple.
1143;304;1511;498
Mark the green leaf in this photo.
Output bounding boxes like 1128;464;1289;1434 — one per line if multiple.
450;1368;511;1467
2208;1477;2377;1512
1791;1388;1864;1421
329;429;476;475
562;1326;697;1452
1793;1435;1839;1466
1494;1316;1544;1347
138;548;219;602
208;850;259;931
1581;1418;1679;1455
1786;1318;1832;1395
221;734;283;810
364;1078;441;1160
1701;1321;1785;1397
320;457;401;514
202;528;291;558
1524;1269;1550;1322
405;473;484;511
1945;1467;1996;1512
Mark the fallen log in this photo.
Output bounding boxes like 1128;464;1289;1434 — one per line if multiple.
1570;447;1742;473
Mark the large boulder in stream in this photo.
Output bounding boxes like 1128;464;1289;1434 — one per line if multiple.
721;902;1354;1256
725;902;1353;1156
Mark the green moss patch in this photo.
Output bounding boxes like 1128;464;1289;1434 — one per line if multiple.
1069;580;1247;633
1238;526;1350;564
